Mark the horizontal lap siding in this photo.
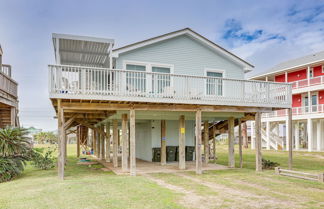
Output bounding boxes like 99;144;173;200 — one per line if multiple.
116;35;244;79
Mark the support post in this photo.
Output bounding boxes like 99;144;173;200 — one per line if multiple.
242;122;248;148
238;118;243;168
105;122;111;162
212;125;217;161
96;130;100;159
179;115;186;170
195;109;202;174
307;118;313;152
161;120;166;165
255;112;262;172
122;114;128;172
251;121;255;149
113;119;118;167
204;121;209;165
266;121;270;150
287;108;293;170
92;129;96;155
130;109;136;176
295;122;300;150
57;99;65;180
317;120;322;151
228;117;235;168
77;126;80;158
100;125;105;160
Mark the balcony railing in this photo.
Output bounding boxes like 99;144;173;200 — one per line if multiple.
292;75;324;89
263;104;324;118
0;68;18;98
48;65;292;108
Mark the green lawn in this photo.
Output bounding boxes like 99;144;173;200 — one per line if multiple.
0;144;323;209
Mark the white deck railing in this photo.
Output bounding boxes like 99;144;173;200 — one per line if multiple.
1;64;12;77
0;69;17;98
263;104;324;118
48;65;292;108
292;75;324;89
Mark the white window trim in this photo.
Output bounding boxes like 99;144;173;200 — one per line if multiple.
204;68;225;97
322;65;324;73
123;60;174;94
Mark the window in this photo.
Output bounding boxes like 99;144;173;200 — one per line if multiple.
310;68;314;78
126;64;146;92
206;71;223;96
151;66;171;93
322;65;324;73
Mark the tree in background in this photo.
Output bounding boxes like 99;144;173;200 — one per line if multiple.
33;131;58;144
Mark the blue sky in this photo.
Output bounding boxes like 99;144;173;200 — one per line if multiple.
0;0;323;131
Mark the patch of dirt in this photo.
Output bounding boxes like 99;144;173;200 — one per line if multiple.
175;172;302;209
141;173;224;209
300;153;324;159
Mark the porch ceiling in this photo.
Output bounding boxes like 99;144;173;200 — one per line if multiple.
52;33;114;68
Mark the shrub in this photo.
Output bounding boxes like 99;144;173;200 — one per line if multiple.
262;158;280;169
31;147;56;170
0;127;31;183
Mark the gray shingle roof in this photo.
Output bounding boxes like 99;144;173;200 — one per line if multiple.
250;50;324;79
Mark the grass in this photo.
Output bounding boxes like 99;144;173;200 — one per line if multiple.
0;143;323;209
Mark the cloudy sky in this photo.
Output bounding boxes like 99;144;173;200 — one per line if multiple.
0;0;323;131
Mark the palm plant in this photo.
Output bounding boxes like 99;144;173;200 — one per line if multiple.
0;127;31;182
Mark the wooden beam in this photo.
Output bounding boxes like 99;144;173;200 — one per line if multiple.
228;117;235;168
61;102;272;113
105;122;111;162
161;120;166;165
179;115;185;170
100;125;105;160
122;114;128;172
203;121;209;165
113;119;118;168
238;118;243;168
96;130;100;159
287;108;293;170
77;126;80;158
57;99;65;180
129;109;136;176
195;109;202;174
255;112;262;172
75;119;107;136
212;126;217;161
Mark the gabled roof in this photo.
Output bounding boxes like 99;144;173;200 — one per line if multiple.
112;28;254;72
250;50;324;79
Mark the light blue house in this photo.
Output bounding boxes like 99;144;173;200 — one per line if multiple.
48;28;291;178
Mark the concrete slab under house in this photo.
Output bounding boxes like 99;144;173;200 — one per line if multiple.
48;28;292;179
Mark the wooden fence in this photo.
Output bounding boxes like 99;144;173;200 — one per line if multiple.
275;167;324;182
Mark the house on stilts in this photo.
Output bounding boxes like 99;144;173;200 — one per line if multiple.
48;28;292;179
0;44;19;128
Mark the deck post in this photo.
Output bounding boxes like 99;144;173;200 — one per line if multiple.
203;121;209;165
287;108;293;170
130;109;136;176
92;129;96;155
255;112;262;172
238;118;243;168
100;125;105;160
161;120;166;165
122;114;129;172
228;117;235;168
179;115;186;170
105;122;111;162
57;99;65;180
113;119;118;167
212;126;217;161
96;130;100;159
77;126;80;158
195;109;202;174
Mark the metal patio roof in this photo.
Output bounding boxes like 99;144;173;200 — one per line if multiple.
52;33;115;68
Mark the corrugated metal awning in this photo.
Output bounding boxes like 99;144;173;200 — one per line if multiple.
52;33;114;68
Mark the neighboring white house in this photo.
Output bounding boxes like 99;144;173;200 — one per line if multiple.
48;28;292;178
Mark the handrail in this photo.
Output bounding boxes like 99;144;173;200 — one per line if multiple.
291;75;324;89
263;104;324;118
0;70;18;97
48;64;292;108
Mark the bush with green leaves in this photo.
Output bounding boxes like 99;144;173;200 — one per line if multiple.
262;158;280;169
31;147;56;170
0;127;31;182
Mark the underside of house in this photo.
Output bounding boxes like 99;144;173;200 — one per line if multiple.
0;45;19;128
49;28;292;179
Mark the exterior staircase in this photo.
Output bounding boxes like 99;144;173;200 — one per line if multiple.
260;129;283;150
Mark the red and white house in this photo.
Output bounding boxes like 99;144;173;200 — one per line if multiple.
250;51;324;152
